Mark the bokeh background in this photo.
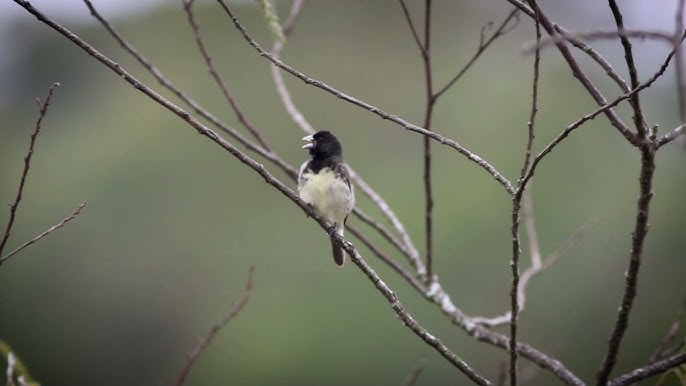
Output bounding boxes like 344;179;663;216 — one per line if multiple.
1;0;684;385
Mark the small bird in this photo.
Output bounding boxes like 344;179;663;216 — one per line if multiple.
298;130;355;266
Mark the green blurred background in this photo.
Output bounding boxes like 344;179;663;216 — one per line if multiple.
1;1;684;385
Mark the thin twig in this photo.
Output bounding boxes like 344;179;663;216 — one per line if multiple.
397;0;425;56
216;0;515;196
674;0;686;148
400;359;427;386
181;0;271;150
0;202;87;265
270;0;314;134
434;8;519;99
645;301;686;367
607;0;649;138
0;82;60;258
525;29;674;55
175;266;255;386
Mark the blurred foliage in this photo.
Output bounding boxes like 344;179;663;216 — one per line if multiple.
0;1;685;385
1;340;41;386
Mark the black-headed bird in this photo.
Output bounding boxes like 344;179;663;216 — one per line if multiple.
298;130;355;266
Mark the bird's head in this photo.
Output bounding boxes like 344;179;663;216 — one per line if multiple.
302;130;343;158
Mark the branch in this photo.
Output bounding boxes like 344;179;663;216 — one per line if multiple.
434;8;519;99
342;245;492;386
0;202;87;265
608;351;686;386
658;124;685;147
674;0;686;148
181;0;271;150
524;0;639;146
507;15;542;384
551;26;631;94
595;145;657;385
607;0;649;137
0;82;60;258
175;266;255;386
525;29;674;56
216;0;515;196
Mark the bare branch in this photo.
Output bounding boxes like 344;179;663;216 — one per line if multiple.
658;124;685;148
175;266;255;386
524;0;639;146
270;0;314;134
0;82;60;258
434;8;519;99
420;0;436;283
397;0;425;55
596;145;657;385
0;202;87;265
674;0;686;148
525;29;674;55
216;0;515;195
181;0;271;150
608;351;686;386
607;0;649;137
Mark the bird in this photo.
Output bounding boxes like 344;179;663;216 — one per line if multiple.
297;130;355;266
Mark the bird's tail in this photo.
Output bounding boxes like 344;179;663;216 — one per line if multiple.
330;228;345;267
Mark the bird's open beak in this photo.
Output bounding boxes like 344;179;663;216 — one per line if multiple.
302;134;315;149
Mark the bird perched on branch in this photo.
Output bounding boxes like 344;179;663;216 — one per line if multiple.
298;130;355;266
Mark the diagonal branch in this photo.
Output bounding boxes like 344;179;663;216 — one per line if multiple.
0;202;87;265
181;0;271;150
175;266;256;386
0;82;60;258
434;8;519;99
608;351;686;386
